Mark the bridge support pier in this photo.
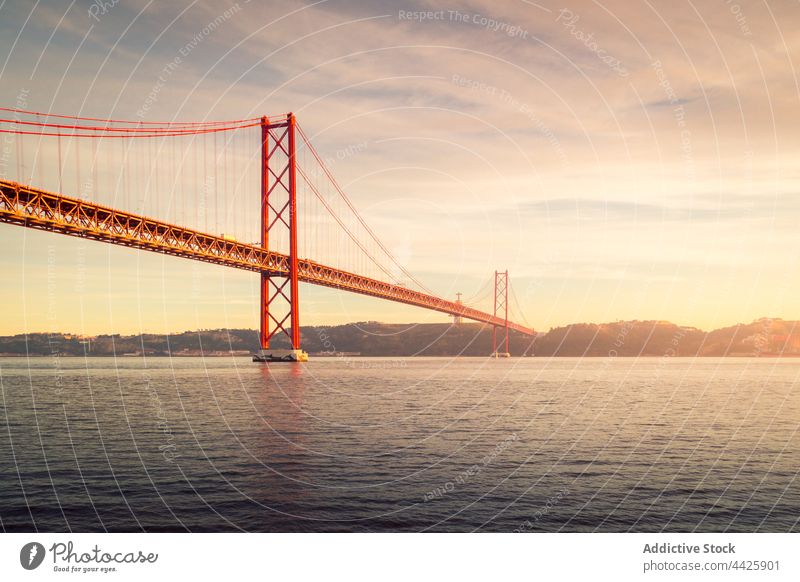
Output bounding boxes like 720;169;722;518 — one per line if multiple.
253;348;308;362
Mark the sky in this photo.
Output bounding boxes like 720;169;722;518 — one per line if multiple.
1;0;799;335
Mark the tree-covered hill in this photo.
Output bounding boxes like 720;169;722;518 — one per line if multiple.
1;318;798;357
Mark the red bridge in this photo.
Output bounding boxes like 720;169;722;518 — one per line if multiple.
0;109;533;360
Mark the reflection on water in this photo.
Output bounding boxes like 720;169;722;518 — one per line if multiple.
0;356;797;532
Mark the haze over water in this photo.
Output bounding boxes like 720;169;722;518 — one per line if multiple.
0;356;797;532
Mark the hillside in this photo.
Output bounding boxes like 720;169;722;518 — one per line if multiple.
1;318;798;357
532;318;799;356
0;323;534;357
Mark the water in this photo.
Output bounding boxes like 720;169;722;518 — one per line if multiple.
0;356;797;532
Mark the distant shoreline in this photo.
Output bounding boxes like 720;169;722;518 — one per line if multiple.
2;318;799;358
3;354;800;358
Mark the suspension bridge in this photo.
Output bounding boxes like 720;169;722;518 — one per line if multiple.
0;109;533;361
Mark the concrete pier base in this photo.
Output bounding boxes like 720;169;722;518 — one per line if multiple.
252;349;309;362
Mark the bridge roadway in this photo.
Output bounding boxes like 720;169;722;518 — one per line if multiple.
0;179;534;335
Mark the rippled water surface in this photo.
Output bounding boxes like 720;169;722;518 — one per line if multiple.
0;356;798;532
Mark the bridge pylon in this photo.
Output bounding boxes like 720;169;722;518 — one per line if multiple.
254;113;307;363
492;270;510;358
453;292;463;325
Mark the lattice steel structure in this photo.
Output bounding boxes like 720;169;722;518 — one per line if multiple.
260;114;300;351
492;270;510;356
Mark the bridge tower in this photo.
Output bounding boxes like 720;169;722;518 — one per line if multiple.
453;292;463;325
254;113;308;362
492;270;510;357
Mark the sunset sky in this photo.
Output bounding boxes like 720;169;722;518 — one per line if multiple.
1;0;799;335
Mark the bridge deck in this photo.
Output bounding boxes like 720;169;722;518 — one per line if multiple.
0;180;534;335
